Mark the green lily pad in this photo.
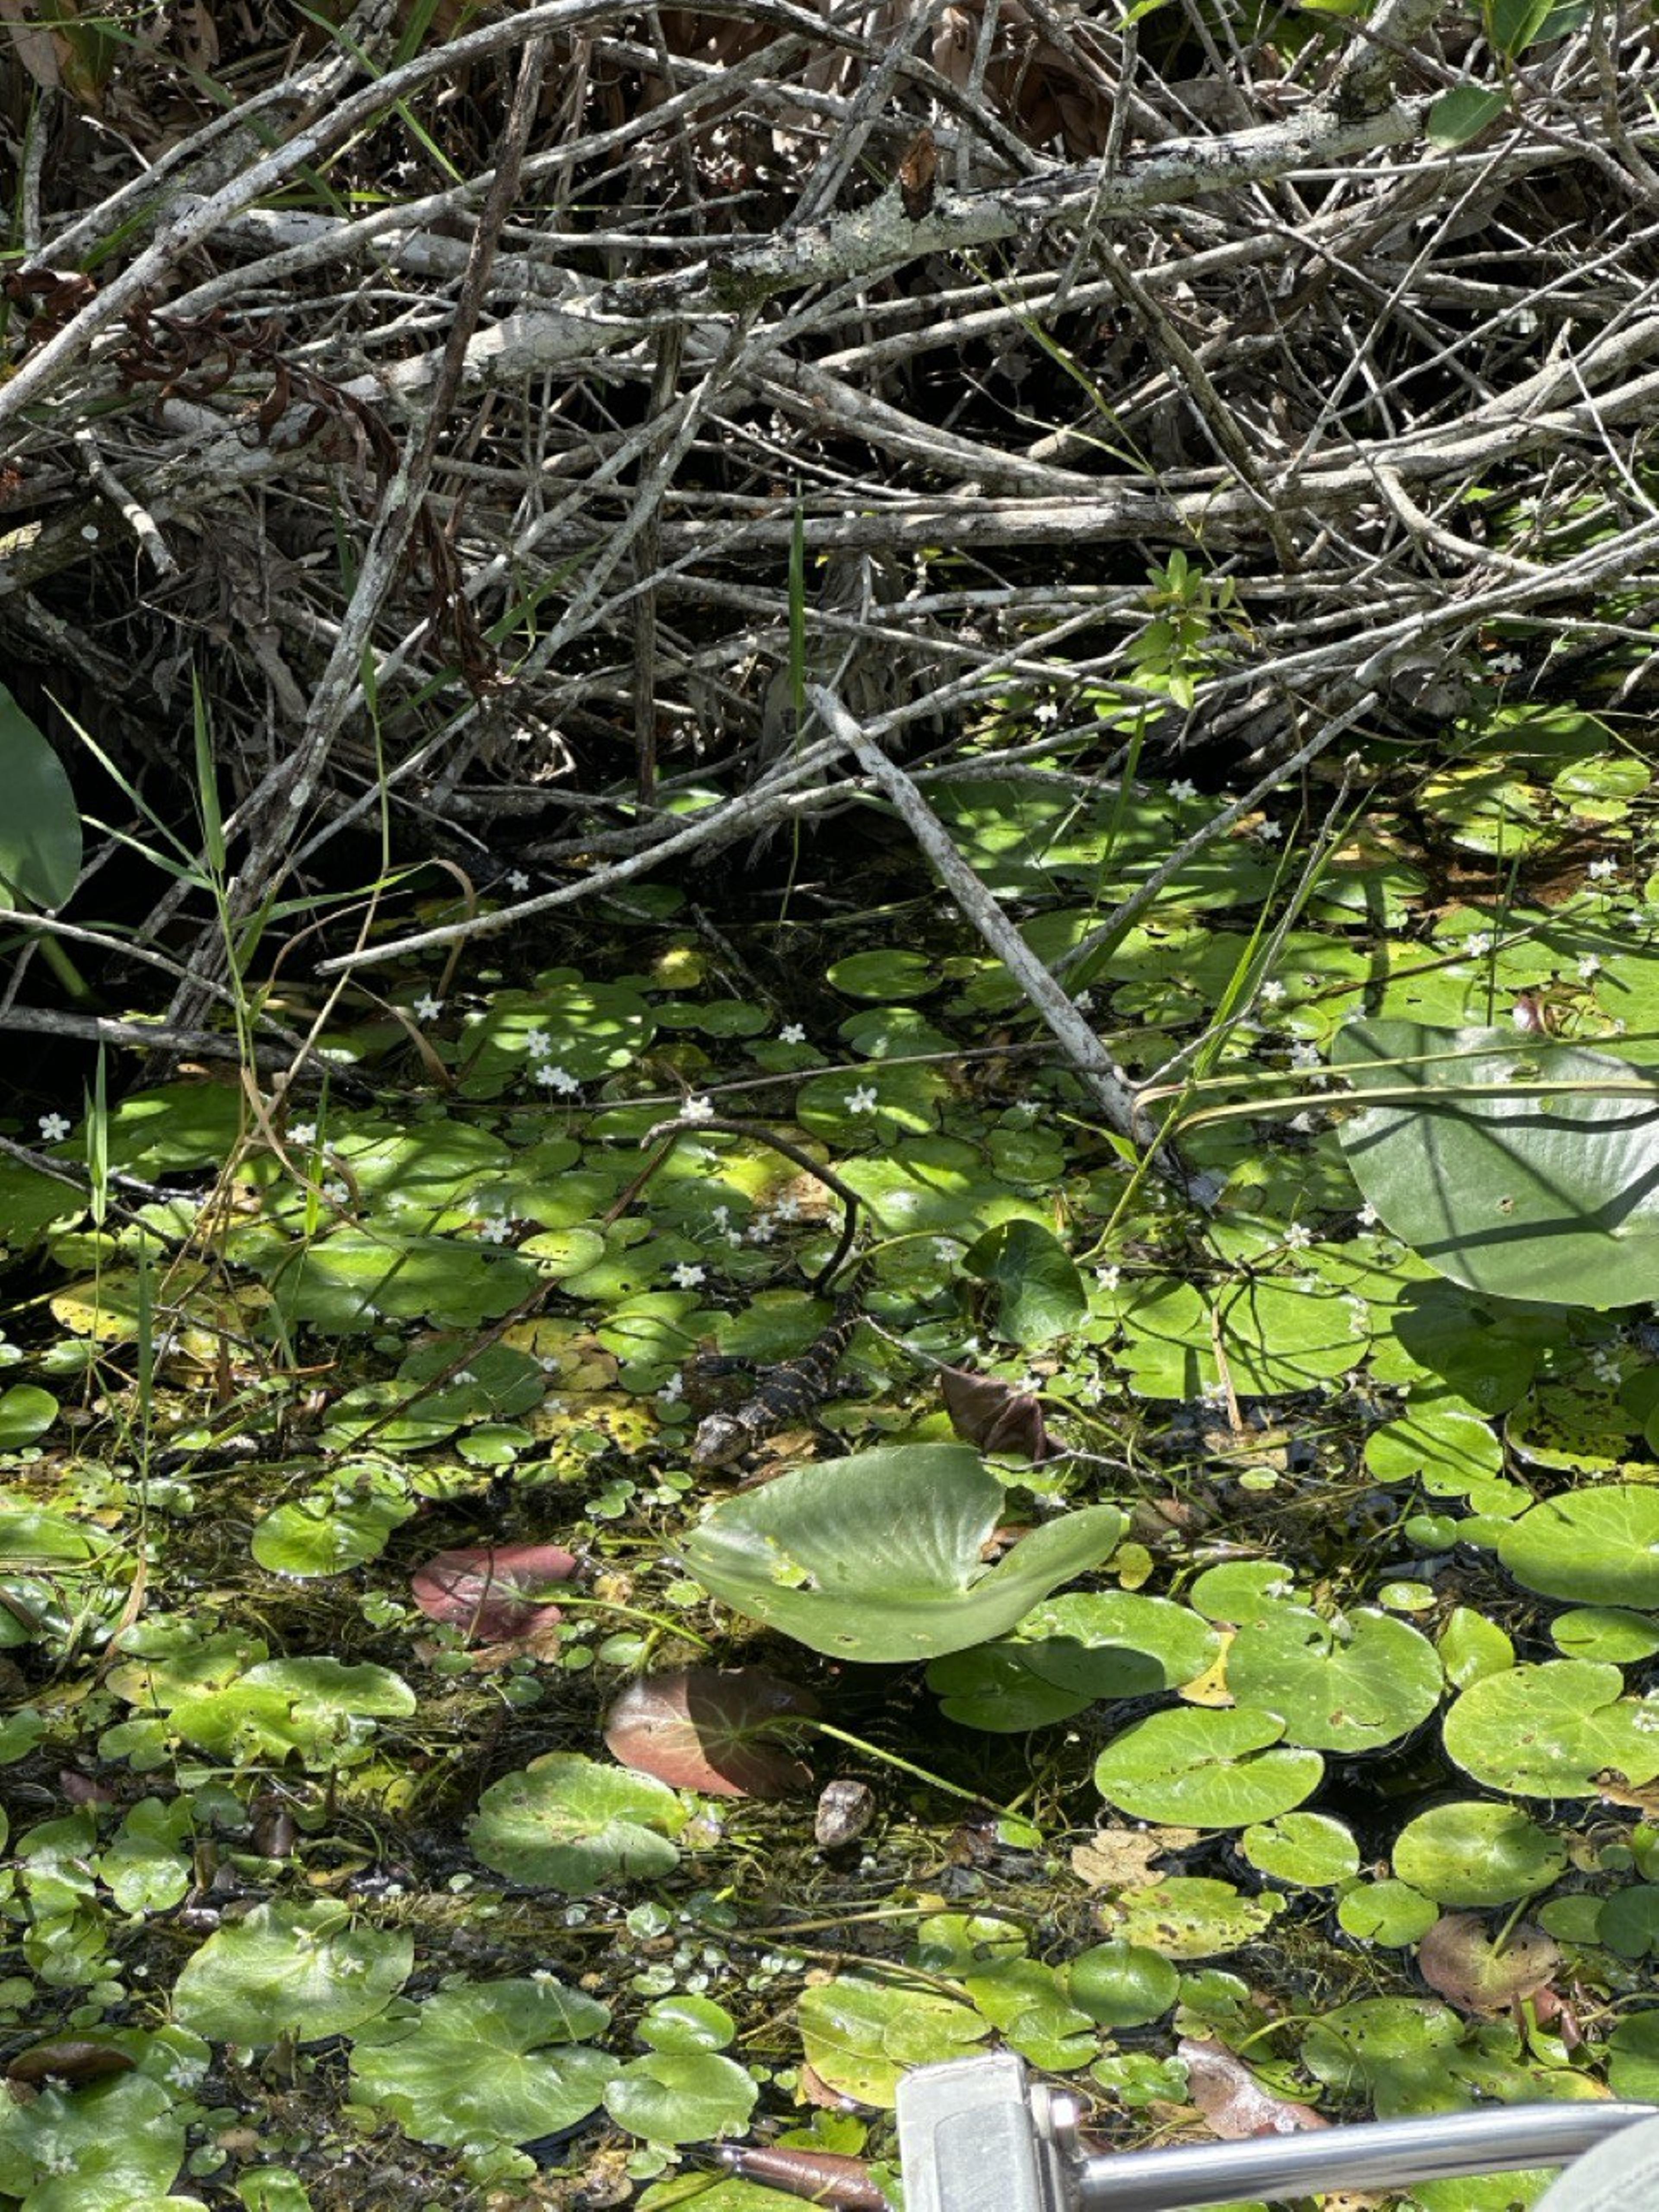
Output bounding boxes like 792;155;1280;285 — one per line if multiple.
681;1444;1124;1662
0;1384;57;1449
827;950;938;1000
1301;1997;1469;2116
261;1229;540;1335
468;1751;687;1893
1107;1878;1283;1959
1094;1708;1322;1827
1225;1606;1441;1751
795;1976;988;2107
1552;1608;1659;1663
1064;1942;1180;2028
0;2072;186;2212
962;1220;1087;1347
167;1658;414;1766
1444;1661;1659;1796
1438;1607;1515;1690
604;2052;758;2145
1499;1487;1659;1607
1239;1812;1360;1888
350;1980;612;2149
925;1644;1090;1730
1334;1019;1659;1306
1596;1885;1659;1959
1392;1802;1567;1907
1335;1881;1440;1947
961;1958;1098;2070
1015;1591;1221;1699
251;1477;413;1578
172;1901;412;2046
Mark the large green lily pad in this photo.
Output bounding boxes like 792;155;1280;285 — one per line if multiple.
680;1444;1124;1662
1225;1607;1442;1751
1094;1708;1322;1827
1334;1019;1659;1306
1498;1487;1659;1607
1443;1661;1659;1796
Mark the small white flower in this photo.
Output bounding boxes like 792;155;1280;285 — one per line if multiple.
322;1180;350;1206
1169;779;1198;803
1466;932;1493;957
536;1063;581;1095
1095;1265;1122;1292
779;1023;807;1044
1034;700;1060;725
711;1203;731;1229
1347;1298;1370;1337
413;994;444;1022
1580;955;1603;980
1634;1704;1659;1735
681;1095;715;1124
773;1195;802;1223
935;1238;961;1262
80;525;99;545
745;1215;774;1245
1256;820;1284;843
38;1112;71;1143
1590;1349;1621;1383
477;1217;513;1244
288;1120;317;1147
1589;857;1619;883
658;1371;685;1402
1259;979;1287;1006
1489;652;1523;675
1357;1202;1380;1227
524;1029;553;1058
672;1262;706;1289
1072;989;1095;1015
506;870;530;892
846;1084;879;1115
1284;1222;1314;1249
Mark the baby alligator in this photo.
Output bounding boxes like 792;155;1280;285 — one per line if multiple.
690;1278;866;1467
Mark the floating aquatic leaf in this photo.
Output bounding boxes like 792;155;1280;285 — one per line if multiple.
1334;1019;1659;1306
1391;1802;1566;1907
1179;2037;1327;2140
1417;1913;1560;2016
1094;1708;1322;1827
1444;1661;1659;1796
349;1979;612;2150
1225;1606;1441;1752
962;1220;1088;1347
795;1977;988;2107
603;1666;817;1797
172;1901;412;2046
469;1751;686;1893
681;1444;1123;1662
1499;1487;1659;1607
410;1542;578;1642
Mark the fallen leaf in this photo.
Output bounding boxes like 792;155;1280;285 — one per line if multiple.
1072;1825;1201;1889
1179;2038;1328;2140
941;1367;1060;1461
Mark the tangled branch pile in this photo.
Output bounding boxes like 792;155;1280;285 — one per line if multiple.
0;0;1655;1032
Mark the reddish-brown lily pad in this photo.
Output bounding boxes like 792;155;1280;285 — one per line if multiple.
1179;2037;1327;2140
604;1666;819;1798
1417;1913;1561;2015
410;1542;578;1642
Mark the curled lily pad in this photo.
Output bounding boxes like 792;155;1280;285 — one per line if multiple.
1225;1607;1441;1752
681;1444;1124;1662
1443;1661;1659;1796
1094;1709;1322;1828
1391;1801;1567;1907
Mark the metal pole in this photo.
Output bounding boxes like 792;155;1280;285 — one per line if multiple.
1074;2105;1659;2212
